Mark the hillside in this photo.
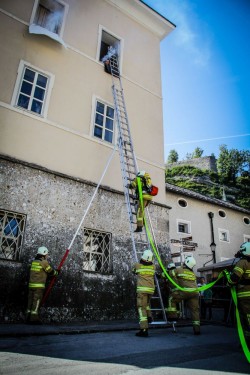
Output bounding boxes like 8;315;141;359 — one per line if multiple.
165;165;250;210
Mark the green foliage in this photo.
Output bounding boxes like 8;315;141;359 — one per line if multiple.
192;147;204;158
217;144;250;184
167;149;179;163
165;152;250;210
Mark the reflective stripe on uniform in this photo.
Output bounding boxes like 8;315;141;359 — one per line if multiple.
237;291;250;298
136;269;155;276
192;320;200;326
29;282;45;288
137;286;154;293
31;261;43;272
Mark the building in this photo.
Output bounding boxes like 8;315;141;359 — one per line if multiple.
165;183;250;271
0;0;175;322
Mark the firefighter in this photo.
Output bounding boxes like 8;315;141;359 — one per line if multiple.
166;255;201;335
226;242;250;349
133;249;155;337
26;246;59;324
163;262;180;321
128;171;153;233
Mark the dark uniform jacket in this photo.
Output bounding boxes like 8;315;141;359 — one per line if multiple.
133;262;155;294
29;258;57;289
229;258;250;299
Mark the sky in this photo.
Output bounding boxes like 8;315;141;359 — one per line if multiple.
143;0;250;162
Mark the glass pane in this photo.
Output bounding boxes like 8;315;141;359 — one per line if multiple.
106;106;114;118
4;218;18;236
96;101;104;114
17;94;29;109
94;126;102;139
105;130;113;143
24;68;35;83
34;86;45;100
37;74;47;88
95;113;103;126
31;99;42;114
20;81;32;96
105;118;113;130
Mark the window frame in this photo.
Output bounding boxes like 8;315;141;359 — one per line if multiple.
30;0;68;39
0;209;27;261
11;60;54;118
177;219;191;235
83;228;112;275
178;198;188;208
243;235;250;243
92;97;115;144
218;228;230;243
243;216;250;226
218;209;226;218
97;25;123;72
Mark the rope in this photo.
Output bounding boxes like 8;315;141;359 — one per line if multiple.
41;145;117;305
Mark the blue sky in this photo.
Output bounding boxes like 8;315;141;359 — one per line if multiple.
143;0;250;161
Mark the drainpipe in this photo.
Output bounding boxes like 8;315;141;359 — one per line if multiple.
208;212;216;263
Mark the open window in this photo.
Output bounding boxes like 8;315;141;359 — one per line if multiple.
177;219;191;235
29;0;68;46
218;228;230;243
99;30;120;62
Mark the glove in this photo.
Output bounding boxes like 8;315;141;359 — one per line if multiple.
54;269;60;276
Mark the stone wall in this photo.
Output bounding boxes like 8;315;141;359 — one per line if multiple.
167;156;217;172
0;156;170;323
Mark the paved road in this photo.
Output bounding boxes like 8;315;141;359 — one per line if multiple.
0;325;249;375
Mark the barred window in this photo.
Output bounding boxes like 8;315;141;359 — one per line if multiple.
83;228;112;274
0;210;26;261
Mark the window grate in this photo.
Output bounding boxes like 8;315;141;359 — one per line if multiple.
0;210;26;261
83;228;112;274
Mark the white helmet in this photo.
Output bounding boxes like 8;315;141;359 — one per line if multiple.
141;249;153;262
137;170;146;177
37;246;49;256
184;255;196;269
167;262;176;270
239;242;250;256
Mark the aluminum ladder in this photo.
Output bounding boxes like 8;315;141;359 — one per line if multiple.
104;51;174;329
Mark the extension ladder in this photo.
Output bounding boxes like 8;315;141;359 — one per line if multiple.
104;50;175;329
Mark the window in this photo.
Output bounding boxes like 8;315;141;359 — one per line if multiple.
178;199;187;208
218;210;226;218
0;210;26;261
243;217;250;225
93;100;115;143
29;0;68;44
177;220;191;234
218;228;230;242
12;61;54;117
99;29;120;62
83;228;112;274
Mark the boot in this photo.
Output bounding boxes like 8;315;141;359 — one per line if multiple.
135;329;148;337
148;317;153;324
193;326;201;335
134;227;142;233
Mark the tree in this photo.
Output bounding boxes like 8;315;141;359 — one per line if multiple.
217;145;250;184
167;149;179;163
192;147;204;158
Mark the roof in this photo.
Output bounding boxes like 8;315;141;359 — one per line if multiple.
197;258;239;272
165;182;250;215
106;0;176;40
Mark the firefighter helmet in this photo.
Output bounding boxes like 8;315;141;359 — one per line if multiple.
239;242;250;256
184;255;196;269
37;246;49;256
167;262;176;270
141;249;153;262
137;170;146;177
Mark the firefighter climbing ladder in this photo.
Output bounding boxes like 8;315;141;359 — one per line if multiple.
107;52;175;329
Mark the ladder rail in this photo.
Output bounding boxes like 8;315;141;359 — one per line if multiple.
106;51;170;326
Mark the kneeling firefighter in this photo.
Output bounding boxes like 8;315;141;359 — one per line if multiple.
166;255;201;335
133;249;155;337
